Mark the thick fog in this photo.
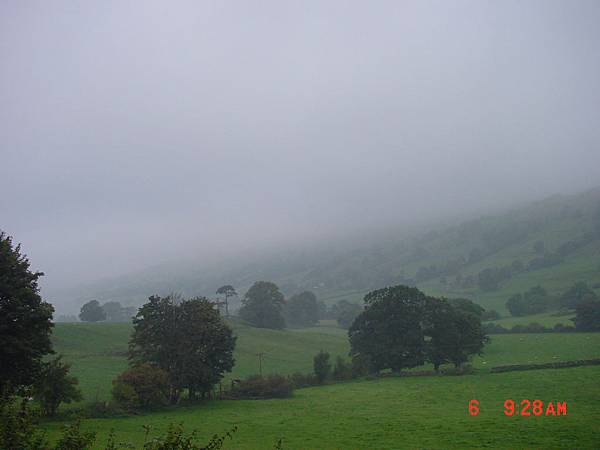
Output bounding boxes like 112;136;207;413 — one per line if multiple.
1;0;600;300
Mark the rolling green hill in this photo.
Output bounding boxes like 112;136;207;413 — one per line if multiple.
54;187;600;320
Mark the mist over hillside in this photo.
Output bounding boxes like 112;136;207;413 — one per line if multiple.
47;186;600;315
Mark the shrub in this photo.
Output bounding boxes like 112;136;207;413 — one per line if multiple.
34;356;82;416
573;299;600;331
112;363;169;410
230;375;293;399
481;310;500;321
511;322;548;333
553;323;576;333
0;394;95;450
351;353;372;377
141;423;237;450
0;394;47;449
332;356;353;380
53;420;96;450
313;351;331;383
287;372;318;389
482;323;509;334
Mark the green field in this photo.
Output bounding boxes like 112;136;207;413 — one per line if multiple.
42;366;600;449
52;321;350;403
483;311;575;328
46;322;600;449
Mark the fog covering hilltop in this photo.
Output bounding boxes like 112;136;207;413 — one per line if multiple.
47;187;600;314
2;1;600;315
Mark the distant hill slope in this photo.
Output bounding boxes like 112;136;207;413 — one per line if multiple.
52;187;600;314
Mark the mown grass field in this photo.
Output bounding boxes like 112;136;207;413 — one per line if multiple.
51;321;350;403
47;322;600;449
42;366;600;449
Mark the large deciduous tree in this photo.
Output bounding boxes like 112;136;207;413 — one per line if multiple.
79;300;106;322
349;285;429;373
0;232;54;393
128;295;236;402
239;281;285;329
285;291;319;327
349;285;488;374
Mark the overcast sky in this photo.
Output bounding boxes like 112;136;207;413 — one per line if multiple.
2;0;600;294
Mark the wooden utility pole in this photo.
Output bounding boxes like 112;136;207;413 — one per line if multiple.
256;351;265;376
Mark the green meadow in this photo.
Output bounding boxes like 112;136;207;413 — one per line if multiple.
42;366;600;449
43;322;600;449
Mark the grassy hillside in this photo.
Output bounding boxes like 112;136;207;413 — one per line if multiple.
54;188;600;323
52;321;350;403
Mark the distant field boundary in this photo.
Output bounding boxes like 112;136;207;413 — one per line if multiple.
491;358;600;373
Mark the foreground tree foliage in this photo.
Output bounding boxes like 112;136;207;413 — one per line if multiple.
0;394;93;450
1;393;238;449
128;295;236;403
239;281;286;329
0;231;54;394
349;285;487;373
285;290;319;327
34;356;82;416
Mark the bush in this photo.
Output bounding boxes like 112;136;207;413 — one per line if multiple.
553;323;576;333
511;322;548;333
112;363;169;410
481;310;500;321
351;353;372;377
0;394;95;450
34;356;82;416
482;323;509;334
313;351;331;383
141;423;237;450
230;375;293;399
53;420;96;450
332;356;353;380
573;299;600;331
287;372;318;389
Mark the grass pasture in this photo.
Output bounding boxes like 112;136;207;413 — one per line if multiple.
47;322;600;448
42;366;600;449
